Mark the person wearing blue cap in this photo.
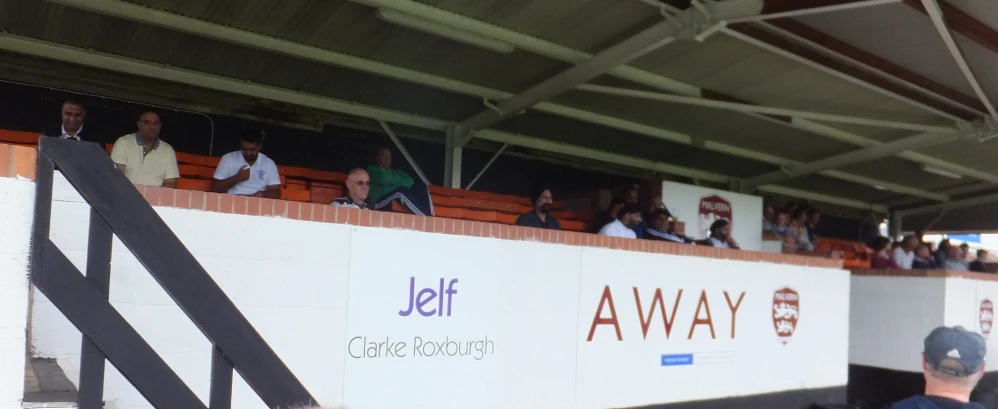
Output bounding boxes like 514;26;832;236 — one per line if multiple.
889;326;987;409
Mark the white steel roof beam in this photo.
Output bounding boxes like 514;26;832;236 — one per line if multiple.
0;33;730;184
742;131;956;190
576;84;958;134
919;0;998;124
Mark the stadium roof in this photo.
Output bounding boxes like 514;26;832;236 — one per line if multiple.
3;0;998;228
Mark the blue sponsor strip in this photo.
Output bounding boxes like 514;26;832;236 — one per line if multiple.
660;354;694;366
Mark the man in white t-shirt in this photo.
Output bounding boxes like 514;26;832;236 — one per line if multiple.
599;203;642;239
211;130;281;198
892;235;918;269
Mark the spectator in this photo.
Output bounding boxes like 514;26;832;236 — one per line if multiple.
622;185;639;204
42;98;96;143
702;219;740;249
368;147;434;216
515;187;561;230
869;236;900;269
763;202;776;231
912;244;940;269
961;243;972;261
806;208;821;247
936;240;952;266
892;235;919;269
789;208;813;251
211;130;280;198
643;209;694;244
942;245;969;271
332;168;370;209
784;200;799;215
589;197;625;233
887;326;986;409
599;203;642;238
110;111;179;188
768;208;799;252
634;195;666;238
971;250;990;273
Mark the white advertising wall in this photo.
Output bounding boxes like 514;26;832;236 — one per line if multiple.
661;181;764;251
0;178;35;409
30;174;849;409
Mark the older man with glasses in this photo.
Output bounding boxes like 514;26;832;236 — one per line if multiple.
332;168;371;209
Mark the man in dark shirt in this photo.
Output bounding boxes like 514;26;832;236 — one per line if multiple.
971;250;990;273
42;98;98;143
515;187;561;230
589;197;625;234
887;326;986;409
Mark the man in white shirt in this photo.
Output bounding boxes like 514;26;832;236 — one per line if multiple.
892;235;918;269
332;168;370;209
599;203;642;238
212;130;281;198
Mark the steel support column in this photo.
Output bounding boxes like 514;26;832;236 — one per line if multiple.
444;126;462;188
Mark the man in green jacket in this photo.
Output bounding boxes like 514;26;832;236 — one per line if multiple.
368;147;434;216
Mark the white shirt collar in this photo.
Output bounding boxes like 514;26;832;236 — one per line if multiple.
61;124;83;140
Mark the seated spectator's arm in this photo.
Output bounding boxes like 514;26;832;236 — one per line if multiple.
109;137;128;174
399;169;414;188
256;161;282;199
211;158;250;193
257;185;280;199
162;156;180;189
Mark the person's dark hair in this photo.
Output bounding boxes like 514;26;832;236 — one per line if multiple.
622;185;638;196
774;207;790;217
650;209;670;222
939;239;951;251
791;207;808;221
618;203;642;219
978;249;988;257
868;236;892;252
961;243;970;249
901;234;917;245
709;218;731;235
138;110;160;120
63;97;86;111
609;197;626;207
241;130;265;144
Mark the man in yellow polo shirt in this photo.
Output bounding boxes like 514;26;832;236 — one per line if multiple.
110;111;179;188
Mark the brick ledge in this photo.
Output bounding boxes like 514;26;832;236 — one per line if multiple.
136;184;842;269
851;268;998;282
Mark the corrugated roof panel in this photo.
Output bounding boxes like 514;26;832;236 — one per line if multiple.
495;110;778;178
123;0;572;93
554;88;861;163
837;157;970;192
631;30;954;124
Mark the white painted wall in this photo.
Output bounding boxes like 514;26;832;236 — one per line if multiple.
850;275;998;373
30;174;849;409
849;276;947;372
661;181;764;251
0;177;35;409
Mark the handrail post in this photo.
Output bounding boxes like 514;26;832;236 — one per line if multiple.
78;209;112;409
210;346;234;409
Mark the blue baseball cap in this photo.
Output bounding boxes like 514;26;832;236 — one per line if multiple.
924;326;987;377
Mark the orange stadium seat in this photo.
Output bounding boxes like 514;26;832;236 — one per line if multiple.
177;178;210;191
281;189;311;202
